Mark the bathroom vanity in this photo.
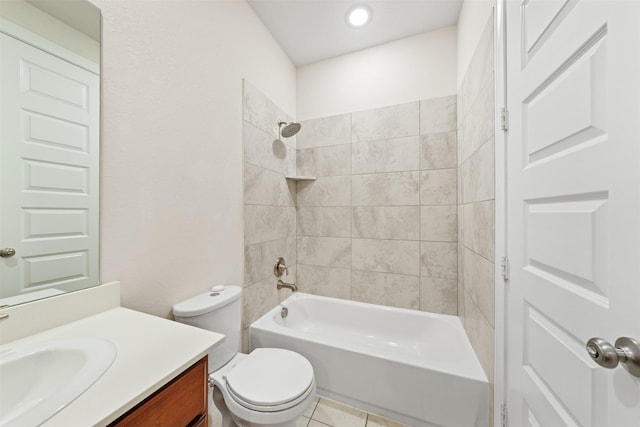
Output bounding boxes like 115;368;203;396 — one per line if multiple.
110;356;208;426
0;282;223;427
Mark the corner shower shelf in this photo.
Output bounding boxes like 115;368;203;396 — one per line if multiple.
285;175;317;182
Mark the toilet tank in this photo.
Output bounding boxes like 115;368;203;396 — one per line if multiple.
173;286;242;372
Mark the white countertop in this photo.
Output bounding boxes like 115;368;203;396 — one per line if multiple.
4;306;224;426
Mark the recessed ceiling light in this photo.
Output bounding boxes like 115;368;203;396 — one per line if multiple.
346;5;372;28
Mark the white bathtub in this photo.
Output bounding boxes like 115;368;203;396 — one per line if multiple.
249;293;488;427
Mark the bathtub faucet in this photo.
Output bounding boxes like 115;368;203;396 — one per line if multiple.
277;279;297;292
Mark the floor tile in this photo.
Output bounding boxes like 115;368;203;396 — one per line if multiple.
297;416;311;427
312;398;368;427
366;414;409;427
309;420;332;427
304;396;320;418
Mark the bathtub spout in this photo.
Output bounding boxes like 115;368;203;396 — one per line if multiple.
277;279;297;292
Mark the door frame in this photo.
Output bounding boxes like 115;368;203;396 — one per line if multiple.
493;0;507;425
0;18;99;74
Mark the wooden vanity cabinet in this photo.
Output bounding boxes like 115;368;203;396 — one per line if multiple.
109;356;208;427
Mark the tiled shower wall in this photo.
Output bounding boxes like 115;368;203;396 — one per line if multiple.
456;14;495;423
295;97;458;314
242;81;297;346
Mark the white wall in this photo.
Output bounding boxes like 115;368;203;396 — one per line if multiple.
297;25;457;120
0;0;99;63
95;0;296;317
456;0;494;88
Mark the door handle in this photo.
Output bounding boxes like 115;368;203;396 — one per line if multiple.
586;337;640;378
0;248;15;258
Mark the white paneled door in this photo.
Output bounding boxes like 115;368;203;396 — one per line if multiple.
0;33;99;299
506;0;640;425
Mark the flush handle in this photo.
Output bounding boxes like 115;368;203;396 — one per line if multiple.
0;248;15;258
586;337;640;378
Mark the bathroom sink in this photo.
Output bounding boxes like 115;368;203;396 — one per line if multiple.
0;337;117;427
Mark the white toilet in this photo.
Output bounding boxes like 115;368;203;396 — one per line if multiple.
173;286;316;427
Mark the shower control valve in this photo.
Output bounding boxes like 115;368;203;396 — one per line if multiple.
274;257;288;277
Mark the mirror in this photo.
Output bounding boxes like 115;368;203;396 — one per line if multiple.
0;0;101;306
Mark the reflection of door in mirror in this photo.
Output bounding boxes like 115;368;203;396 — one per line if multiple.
0;19;99;305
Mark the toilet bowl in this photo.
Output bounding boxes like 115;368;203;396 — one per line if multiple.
173;286;316;427
211;350;316;427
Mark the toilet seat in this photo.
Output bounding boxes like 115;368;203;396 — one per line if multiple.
224;348;315;412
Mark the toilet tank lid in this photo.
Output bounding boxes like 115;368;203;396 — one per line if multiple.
172;286;241;317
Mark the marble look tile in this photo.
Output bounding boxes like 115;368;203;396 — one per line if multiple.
419;277;457;315
458;15;494;124
457;204;465;248
296;417;310;427
366;414;408;427
352;172;419;206
297;207;351;237
463;200;495;260
457;277;465;325
242;327;250;354
313;398;367;427
244;236;296;286
351;270;419;310
242;277;278;328
243;80;293;139
285;134;297;150
297;144;351;177
420;242;457;279
420;132;457;170
352;102;419;143
420;169;457;205
244;205;295;245
461;138;494;203
458;74;495;164
420;95;457;134
352;136;419;174
244;163;295;207
296;264;351;299
457;243;465;317
352;206;419;240
458;242;465;292
457;166;463;205
420;205;457;242
297;176;351;207
463;247;495;327
298;114;351;149
243;121;295;175
463;291;495;383
308;421;330;427
352;239;420;276
297;236;351;268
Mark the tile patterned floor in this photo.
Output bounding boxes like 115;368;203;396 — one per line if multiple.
210;396;407;427
297;397;408;427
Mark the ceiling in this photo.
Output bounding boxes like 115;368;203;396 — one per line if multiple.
247;0;463;67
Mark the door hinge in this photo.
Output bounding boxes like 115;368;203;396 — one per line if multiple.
500;107;509;132
501;256;510;281
500;403;509;427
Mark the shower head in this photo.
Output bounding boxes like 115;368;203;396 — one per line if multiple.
278;121;301;138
